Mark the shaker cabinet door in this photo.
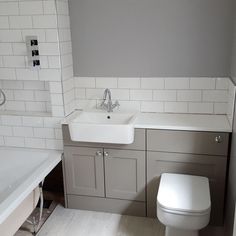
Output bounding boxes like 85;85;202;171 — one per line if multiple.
64;146;105;197
104;149;145;201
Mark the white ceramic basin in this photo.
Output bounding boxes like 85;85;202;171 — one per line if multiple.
68;110;137;144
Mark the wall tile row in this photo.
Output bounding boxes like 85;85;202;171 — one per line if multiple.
74;77;234;115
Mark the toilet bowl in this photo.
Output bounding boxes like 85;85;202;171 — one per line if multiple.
157;173;211;236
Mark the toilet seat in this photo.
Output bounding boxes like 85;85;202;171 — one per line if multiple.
157;173;211;215
157;203;211;217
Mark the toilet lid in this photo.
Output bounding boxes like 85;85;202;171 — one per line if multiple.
157;173;211;214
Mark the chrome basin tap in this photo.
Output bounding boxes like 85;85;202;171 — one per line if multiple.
100;88;120;112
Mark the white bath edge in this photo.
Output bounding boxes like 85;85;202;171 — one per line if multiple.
0;147;62;225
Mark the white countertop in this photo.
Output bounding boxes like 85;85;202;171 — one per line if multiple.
134;113;231;132
63;110;232;133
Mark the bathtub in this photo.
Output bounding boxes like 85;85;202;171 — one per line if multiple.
0;147;62;235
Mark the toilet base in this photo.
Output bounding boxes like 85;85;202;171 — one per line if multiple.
165;226;198;236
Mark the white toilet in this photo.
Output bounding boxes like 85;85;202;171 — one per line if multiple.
157;173;211;236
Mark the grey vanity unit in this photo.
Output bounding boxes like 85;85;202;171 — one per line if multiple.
62;125;230;226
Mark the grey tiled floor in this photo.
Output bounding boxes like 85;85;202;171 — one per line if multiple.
36;205;165;236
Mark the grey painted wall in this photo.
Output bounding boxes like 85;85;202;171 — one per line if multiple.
225;0;236;235
69;0;232;77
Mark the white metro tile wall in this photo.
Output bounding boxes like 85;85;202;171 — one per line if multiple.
0;80;51;114
0;0;74;150
74;77;235;117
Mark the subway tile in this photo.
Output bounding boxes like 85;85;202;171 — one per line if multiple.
190;77;215;90
0;43;13;55
19;1;43;15
45;29;59;42
59;42;72;54
164;102;188;113
75;77;96;88
177;90;202;102
39;69;61;81
32;15;57;29
5;101;26;111
216;78;229;90
188;102;214;114
0;30;22;42
24;81;45;90
9;16;32;29
57;15;70;28
43;117;62;128
165;78;189;89
35;90;50;102
141;78;164;89
76;99;97;110
110;89;129;100
25;137;46;149
46;139;63;150
3;56;25;68
61;54;73;67
55;128;63;139
0;16;9;29
153;90;176;101
49;81;63;93
14;90;34;101
0;68;16;80
21;29;46;42
75;88;86;99
62;78;74;92
130;90;152;101
34;127;55;139
0;126;12;136
50;93;64;105
12;43;27;56
56;1;69;15
48;56;61;68
141;101;164;112
43;1;57;15
51;105;65;117
58;28;71;42
64;90;75;104
2;80;23;90
38;56;49;68
13;126;33;137
3;90;14;100
0;2;19;16
62;66;73;80
203;90;228;102
16;68;39;80
39;42;60;56
117;101;140;111
86;88;104;99
22;116;44;127
25;102;47;112
4;136;25;147
1;115;22;126
96;77;117;88
118;77;140;89
214;103;228;114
